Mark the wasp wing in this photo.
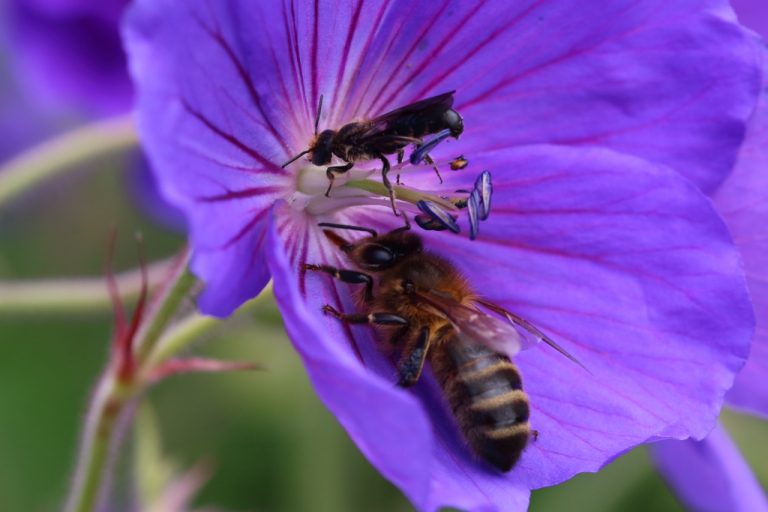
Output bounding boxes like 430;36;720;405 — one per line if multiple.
360;91;456;138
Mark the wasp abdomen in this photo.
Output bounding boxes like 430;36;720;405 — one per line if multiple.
432;338;531;472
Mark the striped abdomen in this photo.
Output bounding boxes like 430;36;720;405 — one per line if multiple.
431;336;531;472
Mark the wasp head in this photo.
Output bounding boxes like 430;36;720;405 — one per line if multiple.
311;129;336;165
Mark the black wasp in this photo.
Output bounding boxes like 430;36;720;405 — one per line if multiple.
282;91;464;214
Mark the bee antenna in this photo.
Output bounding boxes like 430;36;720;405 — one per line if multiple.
317;222;378;237
314;94;324;135
281;149;310;168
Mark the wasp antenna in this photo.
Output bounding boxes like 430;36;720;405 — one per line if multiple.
317;222;378;237
314;94;324;135
281;149;310;168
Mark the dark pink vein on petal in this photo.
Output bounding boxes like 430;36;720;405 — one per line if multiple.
335;0;392;121
328;0;366;117
221;207;271;250
287;0;311;122
358;0;450;115
196;186;283;203
407;0;546;105
191;12;292;154
310;0;320;120
345;0;415;119
369;0;478;114
181;99;284;174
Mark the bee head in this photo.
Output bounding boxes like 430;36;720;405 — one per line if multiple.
311;129;335;165
350;230;422;271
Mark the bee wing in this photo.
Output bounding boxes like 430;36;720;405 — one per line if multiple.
476;298;588;371
361;91;457;137
415;290;587;370
413;290;527;358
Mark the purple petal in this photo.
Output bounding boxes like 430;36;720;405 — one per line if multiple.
651;423;768;512
336;0;760;193
8;0;133;116
352;145;753;489
265;204;434;511
714;51;768;417
125;0;299;315
732;0;768;39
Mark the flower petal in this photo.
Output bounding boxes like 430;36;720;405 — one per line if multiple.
335;0;760;193
351;144;753;488
265;203;433;511
714;51;768;418
732;0;768;39
650;423;768;512
125;0;300;315
9;0;133;116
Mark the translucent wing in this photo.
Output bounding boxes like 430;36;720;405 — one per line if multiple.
415;290;586;369
361;91;456;138
476;298;588;371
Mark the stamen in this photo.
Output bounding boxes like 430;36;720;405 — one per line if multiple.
475;170;493;220
415;213;451;231
417;200;460;233
468;189;481;240
409;129;452;165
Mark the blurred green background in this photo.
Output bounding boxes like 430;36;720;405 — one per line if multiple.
1;151;767;512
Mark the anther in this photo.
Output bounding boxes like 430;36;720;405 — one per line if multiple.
417;200;460;234
410;129;453;165
475;171;493;220
468;189;481;240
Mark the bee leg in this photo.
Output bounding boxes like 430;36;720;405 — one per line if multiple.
378;155;399;217
397;326;431;388
423;154;443;184
397;149;405;165
321;305;409;327
531;430;539;442
303;264;374;303
324;161;354;197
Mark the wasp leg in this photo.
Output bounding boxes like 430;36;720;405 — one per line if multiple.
423;154;443;184
324;161;354;197
322;304;409;327
304;264;374;303
397;326;431;387
378;154;399;216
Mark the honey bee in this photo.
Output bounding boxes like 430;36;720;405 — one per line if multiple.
282;92;464;214
304;222;581;471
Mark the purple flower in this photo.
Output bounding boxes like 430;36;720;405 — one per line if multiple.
123;1;760;510
6;0;132;116
649;26;768;509
652;423;768;512
732;0;768;39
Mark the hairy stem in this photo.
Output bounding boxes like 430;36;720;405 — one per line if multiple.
64;372;135;512
0;259;173;315
144;283;274;369
0;114;138;209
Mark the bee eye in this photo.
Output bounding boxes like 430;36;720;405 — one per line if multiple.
360;244;395;267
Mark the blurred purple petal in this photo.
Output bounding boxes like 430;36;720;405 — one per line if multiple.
714;50;768;417
732;0;768;38
7;0;132;116
651;423;768;512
